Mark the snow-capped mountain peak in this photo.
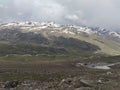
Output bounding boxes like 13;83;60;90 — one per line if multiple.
0;22;120;39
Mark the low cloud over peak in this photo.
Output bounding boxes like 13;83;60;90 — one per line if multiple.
0;0;120;30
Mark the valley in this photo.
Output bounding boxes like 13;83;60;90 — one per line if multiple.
0;22;120;90
0;55;120;90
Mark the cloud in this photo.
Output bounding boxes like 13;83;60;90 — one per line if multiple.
0;4;4;8
17;12;23;16
32;0;65;22
65;14;79;21
0;0;120;30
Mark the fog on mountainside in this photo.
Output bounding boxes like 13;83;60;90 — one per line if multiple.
0;0;120;31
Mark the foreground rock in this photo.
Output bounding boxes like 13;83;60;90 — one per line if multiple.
59;77;96;90
4;80;19;88
75;87;92;90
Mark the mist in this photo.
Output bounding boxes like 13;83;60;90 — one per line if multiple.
0;0;120;30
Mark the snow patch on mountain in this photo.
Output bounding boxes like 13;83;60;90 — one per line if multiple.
0;22;120;39
109;31;120;38
62;29;75;35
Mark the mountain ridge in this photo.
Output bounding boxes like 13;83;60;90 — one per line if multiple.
0;22;120;56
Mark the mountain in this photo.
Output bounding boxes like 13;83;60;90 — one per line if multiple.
0;22;120;56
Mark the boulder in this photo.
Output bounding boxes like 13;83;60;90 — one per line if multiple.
4;80;19;88
75;87;92;90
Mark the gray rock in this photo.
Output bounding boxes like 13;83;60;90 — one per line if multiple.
59;78;72;86
4;80;19;88
75;87;92;90
79;79;94;87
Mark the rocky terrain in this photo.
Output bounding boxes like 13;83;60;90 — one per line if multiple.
0;56;119;90
0;22;120;90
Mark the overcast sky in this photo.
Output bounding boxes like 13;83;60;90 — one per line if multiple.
0;0;120;30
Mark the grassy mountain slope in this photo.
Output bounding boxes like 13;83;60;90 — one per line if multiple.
0;22;120;56
0;36;100;57
75;34;120;55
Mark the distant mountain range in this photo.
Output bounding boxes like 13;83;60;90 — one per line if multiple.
0;22;120;56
